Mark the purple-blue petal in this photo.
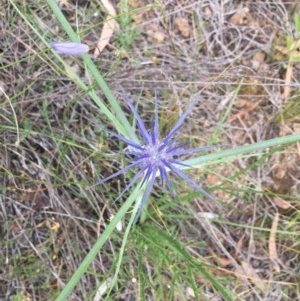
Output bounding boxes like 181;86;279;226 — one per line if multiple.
164;161;223;208
165;142;189;154
112;165;150;203
50;41;89;55
141;166;155;186
123;94;152;144
170;145;218;156
102;128;143;151
96;159;143;185
165;158;191;168
151;97;159;144
158;166;174;194
133;172;157;224
162;97;197;145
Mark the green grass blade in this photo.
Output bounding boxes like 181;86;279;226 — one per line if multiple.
45;0;138;142
294;13;300;34
54;183;143;301
183;133;300;169
105;186;145;299
8;0;135;140
141;225;234;301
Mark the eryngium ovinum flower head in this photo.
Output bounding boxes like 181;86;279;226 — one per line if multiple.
99;94;221;223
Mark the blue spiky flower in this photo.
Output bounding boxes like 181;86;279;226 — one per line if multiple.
100;94;220;223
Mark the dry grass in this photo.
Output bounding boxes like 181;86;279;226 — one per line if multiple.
1;0;300;300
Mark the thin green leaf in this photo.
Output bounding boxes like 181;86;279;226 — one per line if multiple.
141;225;234;301
183;133;300;169
46;0;138;142
54;183;144;301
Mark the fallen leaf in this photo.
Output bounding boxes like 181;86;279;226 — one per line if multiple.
9;222;22;233
269;212;281;273
251;52;266;70
206;174;218;185
229;97;261;122
271;163;286;179
234;235;245;258
272;196;292;210
229;5;249;25
101;0;117;23
185;286;195;298
210;249;232;267
241;261;267;291
50;221;60;232
153;31;165;42
57;0;70;7
174;17;190;38
197;212;219;219
94;0;119;57
65;63;81;79
252;52;265;63
128;0;142;8
93;277;113;301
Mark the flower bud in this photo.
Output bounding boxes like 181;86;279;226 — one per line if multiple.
50;41;89;55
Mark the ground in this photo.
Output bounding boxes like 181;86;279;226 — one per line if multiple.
1;1;300;300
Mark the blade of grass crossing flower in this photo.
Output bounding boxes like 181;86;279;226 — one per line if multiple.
54;182;144;301
107;181;147;297
183;133;300;170
95;160;144;186
83;58;138;141
112;169;149;204
164;160;223;208
170;145;221;156
134;173;157;224
110;164;152;205
142;225;234;301
9;0;130;139
46;0;138;142
102;128;143;150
